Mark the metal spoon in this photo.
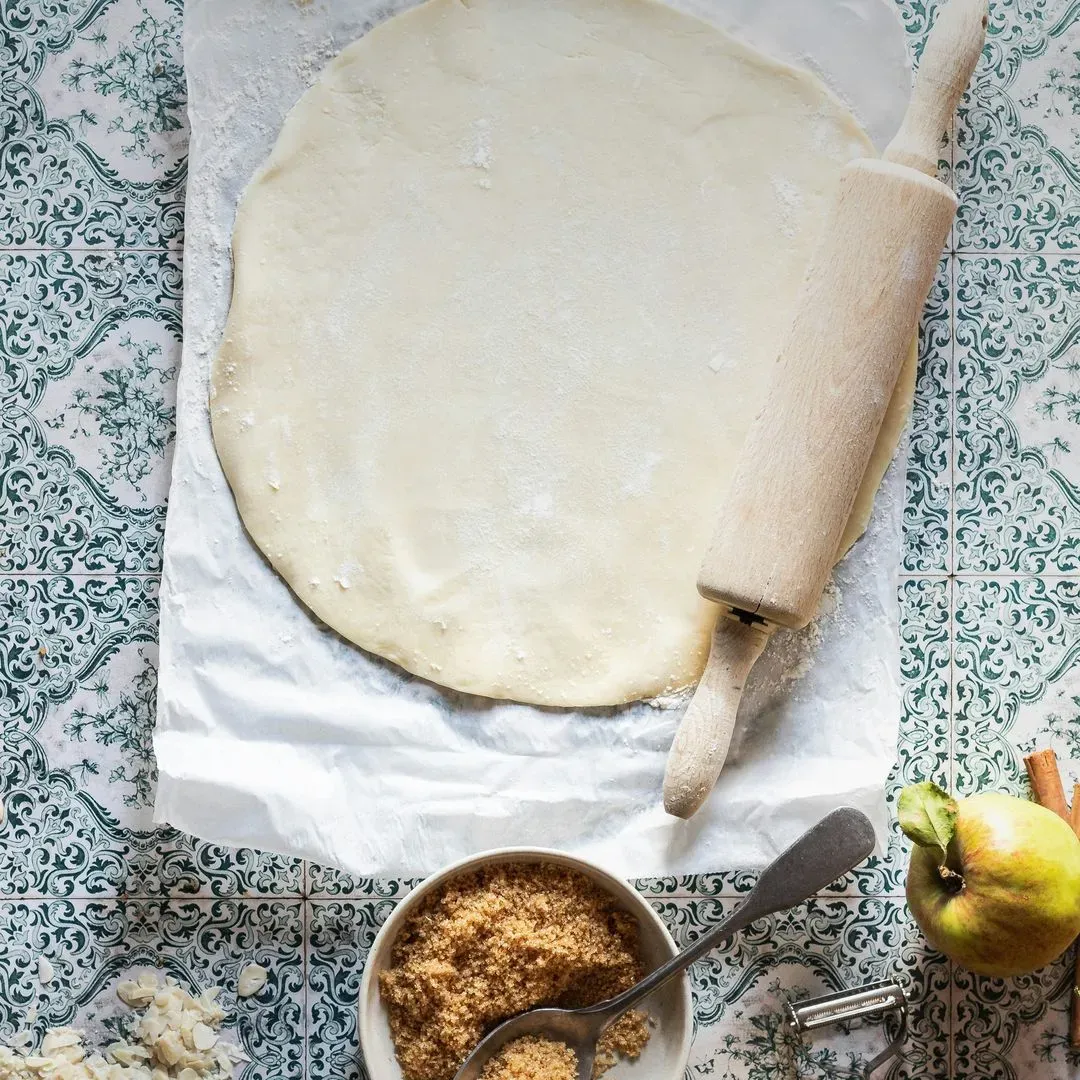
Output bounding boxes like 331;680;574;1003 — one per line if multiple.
452;807;876;1080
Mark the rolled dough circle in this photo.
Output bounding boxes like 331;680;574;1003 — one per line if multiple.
212;0;914;707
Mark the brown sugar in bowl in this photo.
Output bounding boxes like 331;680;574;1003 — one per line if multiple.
358;849;693;1080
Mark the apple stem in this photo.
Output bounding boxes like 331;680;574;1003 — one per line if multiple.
937;862;965;894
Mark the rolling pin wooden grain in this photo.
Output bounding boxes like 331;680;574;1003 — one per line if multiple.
663;0;987;819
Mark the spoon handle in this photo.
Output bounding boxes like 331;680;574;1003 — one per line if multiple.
589;807;876;1020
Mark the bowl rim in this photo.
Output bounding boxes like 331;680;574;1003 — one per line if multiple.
357;845;694;1080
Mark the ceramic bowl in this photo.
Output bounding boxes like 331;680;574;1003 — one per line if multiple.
358;847;693;1080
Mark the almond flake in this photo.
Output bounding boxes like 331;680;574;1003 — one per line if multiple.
236;965;267;999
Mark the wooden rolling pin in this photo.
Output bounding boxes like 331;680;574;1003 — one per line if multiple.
663;0;987;819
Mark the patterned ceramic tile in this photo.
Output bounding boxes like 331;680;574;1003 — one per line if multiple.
893;0;938;45
954;0;1080;252
954;577;1080;797
0;575;158;739
905;259;954;575
850;577;953;897
952;575;1080;1076
0;583;304;897
1;249;182;407
2;735;307;899
0;899;305;1078
1;0;187;247
659;896;950;1078
1;249;181;574
955;255;1080;572
34;318;180;509
308;899;393;1080
953;953;1080;1078
306;865;416;900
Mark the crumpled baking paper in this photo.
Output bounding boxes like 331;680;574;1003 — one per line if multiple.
156;0;912;877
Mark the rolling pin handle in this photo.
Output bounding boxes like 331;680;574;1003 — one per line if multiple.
883;0;988;175
663;615;771;820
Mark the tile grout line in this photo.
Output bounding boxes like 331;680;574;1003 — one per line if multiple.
948;582;957;1078
0;572;165;578
0;895;309;902
948;101;957;1080
0;247;184;254
949;225;957;585
2;245;1078;256
12;571;1080;579
949;234;958;783
0;890;907;902
303;889;310;1080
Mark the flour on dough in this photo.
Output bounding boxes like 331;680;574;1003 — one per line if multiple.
211;0;914;707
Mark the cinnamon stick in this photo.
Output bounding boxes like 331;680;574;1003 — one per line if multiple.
1072;934;1080;1049
1024;748;1069;819
1071;783;1080;1049
1027;754;1080;1048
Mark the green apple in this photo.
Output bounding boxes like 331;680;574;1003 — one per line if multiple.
900;782;1080;978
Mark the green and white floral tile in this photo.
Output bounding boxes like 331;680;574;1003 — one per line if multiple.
1;0;187;247
0;899;305;1078
904;258;953;574
953;577;1080;798
1;251;182;410
850;577;953;897
34;317;180;510
308;899;392;1080
2;732;307;899
0;575;158;740
2;736;134;896
893;0;936;43
660;896;949;1079
954;0;1080;252
1;249;182;574
1;397;166;575
0;584;304;897
306;866;418;899
954;255;1080;572
952;953;1079;1078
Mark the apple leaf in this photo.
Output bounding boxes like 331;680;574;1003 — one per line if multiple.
897;781;958;859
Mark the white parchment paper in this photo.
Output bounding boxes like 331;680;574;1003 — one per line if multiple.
156;0;912;877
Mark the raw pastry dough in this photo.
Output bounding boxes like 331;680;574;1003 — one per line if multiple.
212;0;914;707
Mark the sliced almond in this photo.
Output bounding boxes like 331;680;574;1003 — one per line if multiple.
236;964;268;1000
